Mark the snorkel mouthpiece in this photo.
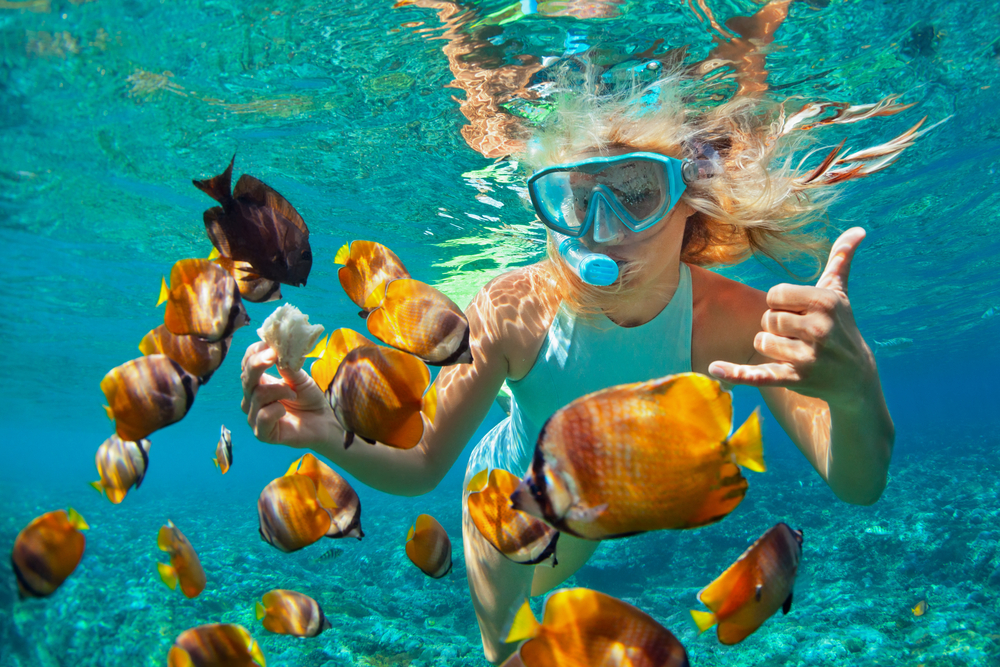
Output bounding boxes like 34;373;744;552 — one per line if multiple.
554;233;619;287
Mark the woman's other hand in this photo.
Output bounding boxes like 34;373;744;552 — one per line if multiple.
240;341;340;449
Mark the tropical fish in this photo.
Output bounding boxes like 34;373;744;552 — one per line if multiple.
334;240;410;314
405;514;452;579
194;155;312;287
912;600;928;616
91;434;151;504
327;344;438;450
11;508;88;598
139;324;231;382
213;425;232;474
158;258;250;343
503;588;689;667
466;468;559;566
366;278;473;366
257;474;340;553
510;373;764;540
101;355;200;441
167;624;266;667
286;453;364;539
315;547;343;562
213;252;281;304
255;589;332;638
157;520;207;599
690;523;803;645
308;328;376;393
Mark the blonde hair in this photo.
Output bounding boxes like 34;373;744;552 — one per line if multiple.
520;64;929;314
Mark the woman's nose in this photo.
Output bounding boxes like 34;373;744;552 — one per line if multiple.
590;197;627;244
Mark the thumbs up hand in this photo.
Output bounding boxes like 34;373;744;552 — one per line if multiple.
708;227;875;405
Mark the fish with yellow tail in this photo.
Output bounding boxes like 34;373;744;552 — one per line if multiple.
91;434;151;504
213;425;232;474
157;258;249;342
307;328;375;393
326;345;438;450
334;240;410;315
405;514;452;579
167;623;266;667
255;589;332;638
690;522;803;645
501;588;690;667
912;600;928;616
286;453;364;539
510;373;764;540
257;473;341;553
157;520;207;599
366;278;473;366
194;155;311;287
101;355;200;441
466;468;559;566
11;508;89;598
212;251;281;303
139;324;231;382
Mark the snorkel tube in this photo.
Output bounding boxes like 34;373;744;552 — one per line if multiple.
553;232;619;286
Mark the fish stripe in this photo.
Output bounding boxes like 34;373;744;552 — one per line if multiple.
10;556;46;598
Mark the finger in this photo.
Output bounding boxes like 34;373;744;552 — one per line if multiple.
766;284;838;314
275;365;314;391
242;347;278;399
753;331;815;365
708;360;801;387
247;383;295;435
761;309;808;337
242;340;269;369
252;402;289;443
816;227;865;294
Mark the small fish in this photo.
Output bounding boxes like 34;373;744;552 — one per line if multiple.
158;258;250;342
194;155;312;287
101;355;200;441
139;324;231;382
912;600;928;616
872;337;913;350
213;252;281;304
366;278;473;366
11;508;89;598
157;520;207;599
214;425;233;474
690;523;803;645
167;623;266;667
91;434;151;504
286;453;364;539
255;589;332;638
334;240;410;314
983;306;997;320
864;525;891;536
405;514;452;579
257;474;340;553
315;547;343;562
327;345;438;450
503;588;690;667
510;373;764;540
308;328;377;393
466;468;559;566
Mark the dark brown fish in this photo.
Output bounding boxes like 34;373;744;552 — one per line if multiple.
139;324;231;382
194;155;312;287
11;508;88;598
101;355;200;441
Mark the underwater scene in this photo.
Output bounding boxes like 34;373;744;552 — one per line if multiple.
2;0;999;665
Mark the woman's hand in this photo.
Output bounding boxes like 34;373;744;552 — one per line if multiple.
240;341;340;449
708;227;876;407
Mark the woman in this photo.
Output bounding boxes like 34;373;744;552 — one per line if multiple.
241;70;919;663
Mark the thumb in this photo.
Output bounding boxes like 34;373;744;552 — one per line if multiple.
816;227;866;295
275;364;315;392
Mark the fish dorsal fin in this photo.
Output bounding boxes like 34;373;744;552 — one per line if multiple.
689;609;717;634
192;154;234;205
67;507;89;530
729;407;765;472
467;468;490;493
505;600;541;643
233;174;308;236
284;456;304;477
157;277;170;307
422;382;438;424
334;242;351;265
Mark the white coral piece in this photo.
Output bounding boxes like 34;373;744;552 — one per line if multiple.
257;304;324;372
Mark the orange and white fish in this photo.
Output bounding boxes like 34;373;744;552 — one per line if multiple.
167;623;266;667
213;425;232;474
257;474;340;553
213;252;281;304
334;240;410;314
158;258;249;342
255;589;332;638
11;508;88;598
90;434;151;504
327;345;437;450
139;323;231;381
101;355;200;442
690;522;803;644
307;328;376;393
286;453;364;539
157;520;207;599
405;514;452;579
503;588;689;667
366;278;472;366
466;468;559;566
510;373;764;540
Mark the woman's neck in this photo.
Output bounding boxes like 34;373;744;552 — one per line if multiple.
602;251;683;327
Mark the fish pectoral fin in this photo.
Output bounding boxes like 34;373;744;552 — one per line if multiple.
729;407;765;473
157;277;169;307
343;431;355;449
566;503;608;523
782;591;793;615
690;609;717;634
157;563;179;590
505;599;540;644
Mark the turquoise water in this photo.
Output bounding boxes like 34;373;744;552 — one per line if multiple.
2;0;999;665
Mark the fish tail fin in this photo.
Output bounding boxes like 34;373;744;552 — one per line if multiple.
466;468;489;494
90;480;105;496
213;457;219;468
249;640;266;667
304;334;328;359
157;277;169;307
690;609;717;634
728;407;766;473
157;562;179;590
334;242;351;265
422;382;438;425
255;601;267;620
67;507;89;530
505;600;541;643
192;154;235;205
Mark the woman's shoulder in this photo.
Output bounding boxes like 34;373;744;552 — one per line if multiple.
688;264;768;371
